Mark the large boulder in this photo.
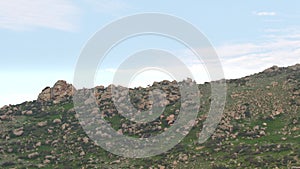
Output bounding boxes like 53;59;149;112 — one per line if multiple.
37;80;76;104
263;65;279;73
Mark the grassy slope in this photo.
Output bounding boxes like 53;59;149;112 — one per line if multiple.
0;65;299;169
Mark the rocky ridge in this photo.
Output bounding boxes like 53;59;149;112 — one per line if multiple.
0;64;299;168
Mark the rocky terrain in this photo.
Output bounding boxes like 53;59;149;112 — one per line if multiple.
0;64;300;168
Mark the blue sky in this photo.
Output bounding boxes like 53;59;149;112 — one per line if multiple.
1;0;300;106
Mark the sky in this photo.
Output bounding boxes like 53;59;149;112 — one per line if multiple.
1;0;300;107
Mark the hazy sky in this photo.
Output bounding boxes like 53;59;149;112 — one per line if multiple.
1;0;300;106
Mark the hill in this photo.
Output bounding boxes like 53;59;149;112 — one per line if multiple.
0;64;299;168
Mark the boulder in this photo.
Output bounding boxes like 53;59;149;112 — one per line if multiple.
166;114;175;124
37;87;51;102
28;152;39;159
37;121;48;127
37;80;76;104
263;65;279;73
22;110;33;115
13;128;24;136
53;119;62;124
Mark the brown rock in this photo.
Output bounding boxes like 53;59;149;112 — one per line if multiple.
173;161;178;165
45;155;55;159
290;63;300;70
43;159;51;164
37;121;47;127
61;123;69;130
0;115;9;120
13;127;24;136
37;87;51;102
28;152;39;159
166;114;175;124
37;80;76;104
179;154;188;161
281;137;287;141
80;151;85;156
259;131;266;136
263;65;279;73
82;137;89;144
22;110;33;115
36;142;42;147
195;146;205;150
158;165;165;169
53;119;62;124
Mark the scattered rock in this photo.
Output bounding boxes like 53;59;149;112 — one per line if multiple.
0;115;9;120
166;114;175;125
179;154;188;161
22;110;33;115
80;151;85;156
82;137;89;144
173;161;178;165
37;121;48;127
36;142;42;147
53;119;62;124
259;131;266;136
48;129;53;134
43;159;51;164
195;146;205;150
28;152;39;159
111;159;121;164
281;137;287;141
13;128;24;136
158;165;165;169
61;123;69;130
1;65;300;168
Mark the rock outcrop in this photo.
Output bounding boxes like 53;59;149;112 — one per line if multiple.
37;80;75;104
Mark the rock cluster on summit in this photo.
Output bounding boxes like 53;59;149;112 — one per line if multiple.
37;80;75;104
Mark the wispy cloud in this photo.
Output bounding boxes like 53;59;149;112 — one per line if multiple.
0;0;80;31
93;26;300;85
253;11;276;16
216;28;300;79
177;28;300;82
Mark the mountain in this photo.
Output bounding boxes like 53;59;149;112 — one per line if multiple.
0;64;299;169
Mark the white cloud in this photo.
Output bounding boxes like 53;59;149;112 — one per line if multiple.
0;0;80;31
215;29;300;79
263;27;300;39
253;11;276;16
176;28;300;82
93;27;300;86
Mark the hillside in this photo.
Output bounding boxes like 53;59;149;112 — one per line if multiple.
0;64;300;169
